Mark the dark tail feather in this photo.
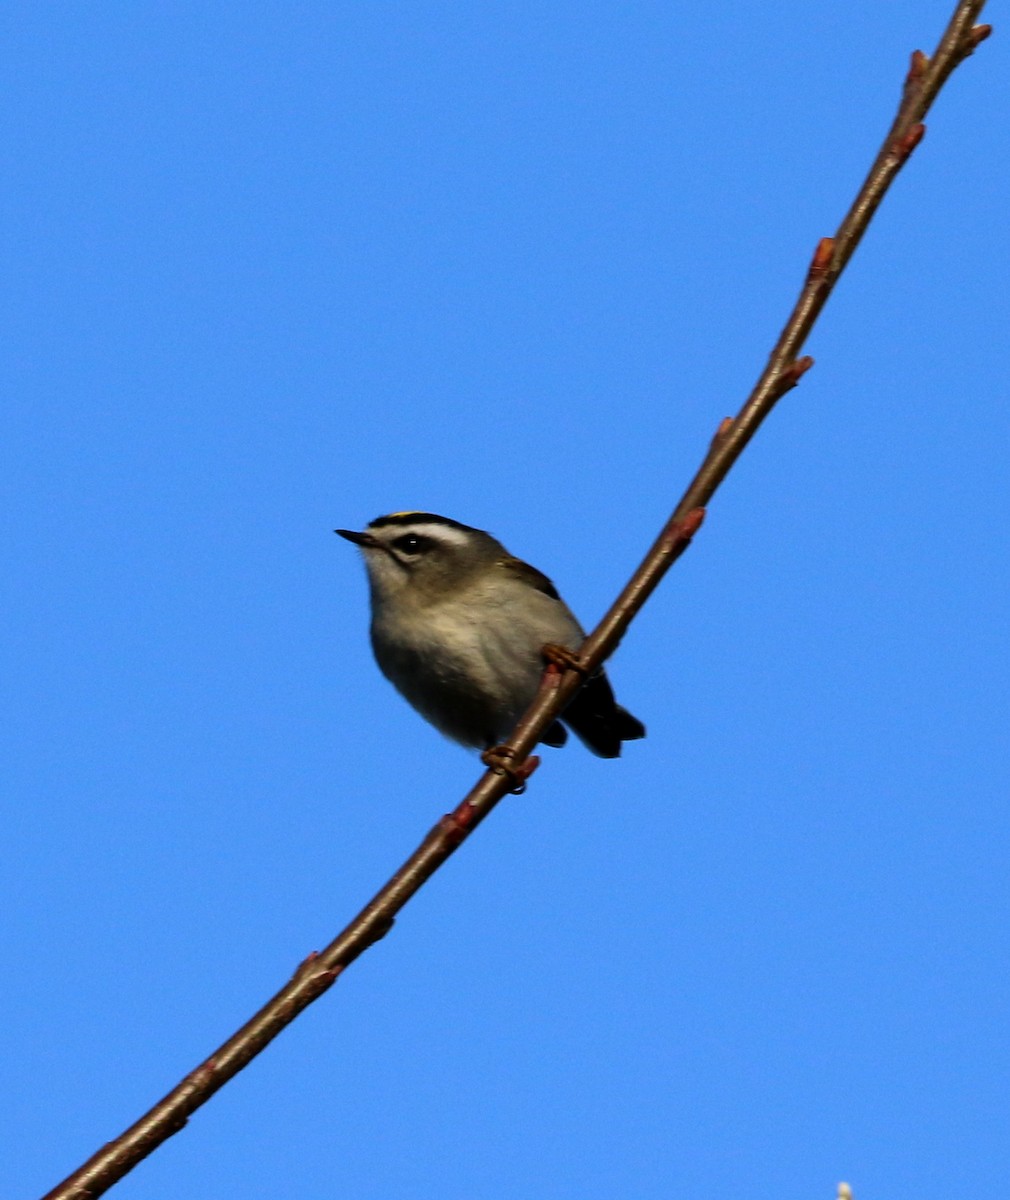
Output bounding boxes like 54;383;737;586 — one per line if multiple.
561;671;645;758
540;720;568;748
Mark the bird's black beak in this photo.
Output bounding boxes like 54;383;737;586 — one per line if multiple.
335;528;377;548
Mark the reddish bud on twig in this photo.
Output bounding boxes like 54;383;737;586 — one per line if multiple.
441;807;476;839
293;950;321;980
907;49;929;83
777;356;814;395
808;237;835;280
294;949;345;986
710;417;734;449
968;24;992;49
893;123;926;160
670;508;705;546
901;50;928;108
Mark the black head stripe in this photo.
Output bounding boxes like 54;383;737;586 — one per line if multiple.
368;512;481;534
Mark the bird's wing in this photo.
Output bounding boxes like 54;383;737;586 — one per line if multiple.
497;555;561;601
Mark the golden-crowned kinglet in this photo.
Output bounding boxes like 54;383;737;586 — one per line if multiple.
337;512;645;757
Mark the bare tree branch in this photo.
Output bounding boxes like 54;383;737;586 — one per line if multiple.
42;5;990;1197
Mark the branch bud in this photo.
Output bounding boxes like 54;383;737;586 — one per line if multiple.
893;123;926;161
779;357;814;392
808;237;835;280
710;417;735;450
907;49;928;83
968;24;992;50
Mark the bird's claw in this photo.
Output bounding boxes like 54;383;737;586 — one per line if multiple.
480;745;539;794
541;642;588;675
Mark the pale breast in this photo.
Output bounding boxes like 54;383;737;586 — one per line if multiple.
370;575;584;747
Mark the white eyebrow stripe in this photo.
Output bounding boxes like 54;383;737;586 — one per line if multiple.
384;522;472;547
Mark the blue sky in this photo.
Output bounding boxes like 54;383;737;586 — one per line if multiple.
4;3;1006;1198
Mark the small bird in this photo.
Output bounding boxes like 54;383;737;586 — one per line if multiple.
337;512;645;759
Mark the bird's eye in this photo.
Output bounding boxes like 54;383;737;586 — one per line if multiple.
392;533;432;555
